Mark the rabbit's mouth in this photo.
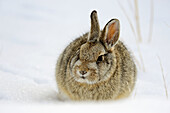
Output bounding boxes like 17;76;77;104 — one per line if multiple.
75;77;98;84
72;67;99;84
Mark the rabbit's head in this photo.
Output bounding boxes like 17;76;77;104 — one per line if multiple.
70;10;120;84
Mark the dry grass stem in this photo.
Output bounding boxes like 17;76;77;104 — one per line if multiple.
163;21;170;28
127;0;134;12
0;41;3;56
133;85;138;99
148;0;154;43
157;56;168;99
117;0;137;39
134;0;142;42
134;55;142;70
136;43;145;72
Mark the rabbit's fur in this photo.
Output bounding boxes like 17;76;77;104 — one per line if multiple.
56;10;137;101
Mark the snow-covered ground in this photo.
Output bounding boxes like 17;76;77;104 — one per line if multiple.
0;0;170;113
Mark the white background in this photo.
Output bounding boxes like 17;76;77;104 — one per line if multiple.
0;0;170;113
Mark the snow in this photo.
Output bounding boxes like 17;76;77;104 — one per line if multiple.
0;99;170;113
0;0;170;113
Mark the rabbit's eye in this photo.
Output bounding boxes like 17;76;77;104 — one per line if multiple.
97;55;104;62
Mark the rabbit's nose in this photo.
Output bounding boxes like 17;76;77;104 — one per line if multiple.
79;71;87;75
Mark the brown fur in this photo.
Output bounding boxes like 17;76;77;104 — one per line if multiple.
55;11;137;101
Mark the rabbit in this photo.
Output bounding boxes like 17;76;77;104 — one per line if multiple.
55;10;137;101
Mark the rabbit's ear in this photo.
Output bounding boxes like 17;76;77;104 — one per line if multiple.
88;10;100;42
100;19;120;51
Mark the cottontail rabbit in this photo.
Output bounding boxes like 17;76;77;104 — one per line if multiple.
56;10;137;101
